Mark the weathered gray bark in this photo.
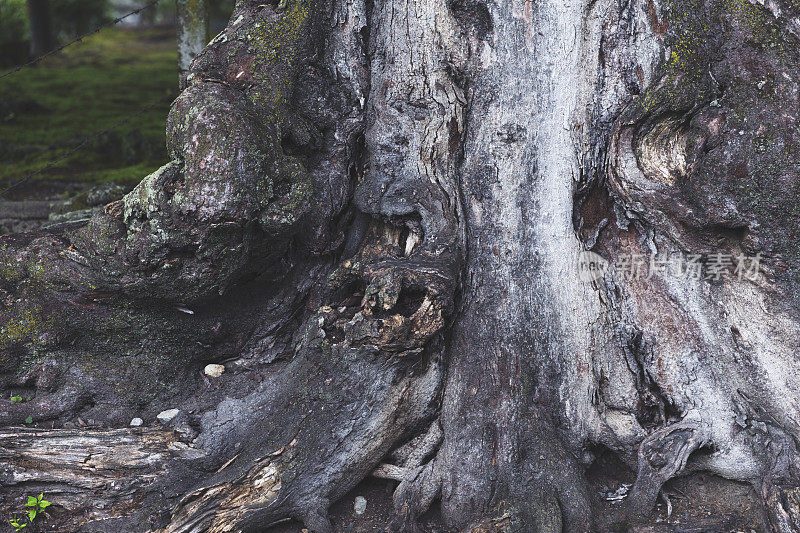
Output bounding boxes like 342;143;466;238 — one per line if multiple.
3;0;800;531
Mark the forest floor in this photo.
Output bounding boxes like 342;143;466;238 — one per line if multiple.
266;469;766;533
0;26;177;201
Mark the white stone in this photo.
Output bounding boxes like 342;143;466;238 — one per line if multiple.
157;409;181;423
204;364;225;378
354;495;367;515
129;417;143;427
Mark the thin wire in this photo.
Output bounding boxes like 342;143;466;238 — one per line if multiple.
0;0;163;81
0;93;175;197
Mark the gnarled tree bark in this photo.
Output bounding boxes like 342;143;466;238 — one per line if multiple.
3;0;800;531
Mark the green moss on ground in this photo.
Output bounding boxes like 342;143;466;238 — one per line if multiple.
0;26;178;198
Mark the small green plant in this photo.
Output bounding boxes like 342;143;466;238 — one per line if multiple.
24;416;32;424
10;395;22;402
25;493;51;520
8;493;52;530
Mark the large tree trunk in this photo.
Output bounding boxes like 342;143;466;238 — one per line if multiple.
3;0;800;530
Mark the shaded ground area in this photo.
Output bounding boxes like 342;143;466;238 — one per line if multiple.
0;468;766;532
588;448;765;533
264;478;448;533
0;26;177;201
264;465;766;533
638;473;763;533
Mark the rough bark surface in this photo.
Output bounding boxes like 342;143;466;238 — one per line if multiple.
3;0;800;531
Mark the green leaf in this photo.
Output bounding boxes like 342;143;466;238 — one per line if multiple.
37;494;43;501
9;518;27;531
10;395;22;402
39;499;51;508
25;496;37;506
24;416;32;424
26;509;36;522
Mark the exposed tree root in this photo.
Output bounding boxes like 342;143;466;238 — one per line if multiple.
625;416;710;520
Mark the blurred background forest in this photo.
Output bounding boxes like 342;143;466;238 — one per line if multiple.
0;0;234;207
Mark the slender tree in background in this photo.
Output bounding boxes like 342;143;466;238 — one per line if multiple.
176;0;209;88
26;0;53;57
3;0;800;531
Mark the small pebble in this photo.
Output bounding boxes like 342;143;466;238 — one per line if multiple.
157;409;181;423
354;495;367;515
130;417;143;427
204;364;225;378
